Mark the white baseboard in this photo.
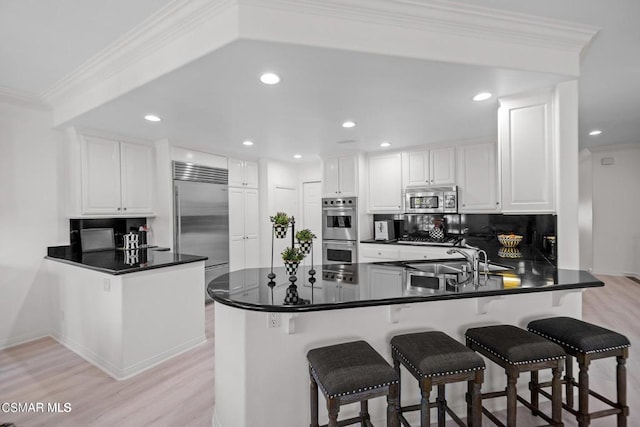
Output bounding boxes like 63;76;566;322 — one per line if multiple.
0;330;50;350
51;331;207;380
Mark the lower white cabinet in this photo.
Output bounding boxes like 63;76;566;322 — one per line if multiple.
229;187;259;272
457;142;500;213
359;243;470;263
366;265;404;299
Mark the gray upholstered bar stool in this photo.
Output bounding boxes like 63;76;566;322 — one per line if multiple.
527;317;630;427
307;340;400;427
465;325;566;426
390;331;485;427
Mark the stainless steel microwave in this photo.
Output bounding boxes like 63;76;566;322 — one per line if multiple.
404;186;458;214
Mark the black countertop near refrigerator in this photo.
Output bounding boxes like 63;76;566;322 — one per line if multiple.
45;246;207;275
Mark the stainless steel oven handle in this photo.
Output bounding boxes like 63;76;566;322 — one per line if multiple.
323;240;356;247
322;208;355;214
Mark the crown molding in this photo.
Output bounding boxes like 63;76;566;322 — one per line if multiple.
240;0;598;53
0;86;49;110
42;0;236;106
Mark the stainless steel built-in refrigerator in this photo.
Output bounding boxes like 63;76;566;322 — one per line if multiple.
173;161;229;302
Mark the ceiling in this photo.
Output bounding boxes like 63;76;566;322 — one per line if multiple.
1;0;639;160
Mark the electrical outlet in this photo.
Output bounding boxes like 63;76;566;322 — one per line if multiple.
103;279;111;292
267;312;281;328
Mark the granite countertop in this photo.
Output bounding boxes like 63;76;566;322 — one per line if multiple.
45;246;207;275
207;260;602;313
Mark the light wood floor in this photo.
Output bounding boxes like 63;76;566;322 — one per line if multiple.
0;275;637;427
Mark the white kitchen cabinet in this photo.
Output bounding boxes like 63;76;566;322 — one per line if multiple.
80;135;155;215
359;243;470;263
366;265;404;299
367;153;402;212
402;147;455;187
457;142;500;213
228;158;258;188
499;91;555;213
323;155;357;197
359;244;400;262
229;187;259;271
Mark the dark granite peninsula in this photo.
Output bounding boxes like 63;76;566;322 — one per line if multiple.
210;260;601;427
44;246;207;380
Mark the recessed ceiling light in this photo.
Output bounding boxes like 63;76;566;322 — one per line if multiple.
380;142;391;148
242;140;254;146
589;129;603;136
293;154;302;159
260;73;280;85
472;92;492;102
144;114;161;122
342;120;356;128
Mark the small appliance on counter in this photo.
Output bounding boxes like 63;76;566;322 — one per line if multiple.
374;220;395;241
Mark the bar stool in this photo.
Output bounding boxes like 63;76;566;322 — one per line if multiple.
465;325;566;426
527;316;630;427
390;331;485;427
307;340;400;427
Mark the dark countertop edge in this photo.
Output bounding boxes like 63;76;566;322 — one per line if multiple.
44;255;207;275
209;280;604;313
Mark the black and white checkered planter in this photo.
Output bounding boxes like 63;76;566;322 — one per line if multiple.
298;240;312;255
284;261;300;276
274;224;288;238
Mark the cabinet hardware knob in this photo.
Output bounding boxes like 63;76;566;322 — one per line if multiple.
117;207;121;211
123;207;127;211
462;204;466;207
496;202;500;205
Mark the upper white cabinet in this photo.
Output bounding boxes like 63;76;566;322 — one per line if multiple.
228;158;258;188
80;135;155;215
457;142;500;213
499;91;555;213
323;155;357;197
228;187;259;272
402;147;455;187
368;153;402;212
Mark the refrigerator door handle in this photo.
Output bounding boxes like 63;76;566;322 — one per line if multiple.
174;185;181;253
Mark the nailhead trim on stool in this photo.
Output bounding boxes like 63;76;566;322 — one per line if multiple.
391;331;485;427
307;340;399;427
465;324;565;427
527;317;630;427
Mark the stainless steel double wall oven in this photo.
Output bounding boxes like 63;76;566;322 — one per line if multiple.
322;197;357;264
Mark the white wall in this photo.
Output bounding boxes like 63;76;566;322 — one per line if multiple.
0;100;67;348
590;144;640;277
578;149;593;271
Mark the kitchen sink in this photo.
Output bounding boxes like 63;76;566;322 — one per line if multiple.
405;260;514;274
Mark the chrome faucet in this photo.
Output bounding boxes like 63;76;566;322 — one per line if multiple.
446;245;489;284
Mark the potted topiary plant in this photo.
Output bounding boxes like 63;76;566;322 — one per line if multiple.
270;212;290;238
281;246;304;276
295;228;316;255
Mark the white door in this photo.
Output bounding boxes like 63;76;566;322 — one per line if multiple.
81;136;121;214
120;141;154;214
228;187;246;271
302;181;322;265
244;189;260;268
228;158;245;187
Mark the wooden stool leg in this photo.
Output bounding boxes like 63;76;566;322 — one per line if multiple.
310;369;319;427
469;370;483;427
437;384;446;426
327;397;340;427
420;379;432;427
530;370;540;416
393;357;402;416
506;366;519;427
565;354;575;409
617;353;628;427
578;354;591;427
551;363;563;426
388;383;400;427
360;400;369;426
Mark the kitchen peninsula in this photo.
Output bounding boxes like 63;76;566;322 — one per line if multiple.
45;246;207;380
208;261;602;427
